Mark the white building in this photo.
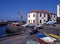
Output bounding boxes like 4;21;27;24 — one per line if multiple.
27;10;57;25
57;4;60;17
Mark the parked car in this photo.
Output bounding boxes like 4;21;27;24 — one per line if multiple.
44;21;56;26
34;25;43;29
26;25;35;29
25;24;36;29
30;29;39;35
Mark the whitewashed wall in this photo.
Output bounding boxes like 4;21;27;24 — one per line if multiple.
27;12;37;24
57;4;60;17
51;15;57;22
38;13;48;24
27;12;57;25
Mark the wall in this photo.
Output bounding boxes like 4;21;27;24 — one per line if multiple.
57;4;60;17
38;13;48;24
51;15;57;22
27;12;57;25
27;12;37;24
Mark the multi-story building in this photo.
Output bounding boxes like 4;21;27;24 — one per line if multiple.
57;4;60;17
27;10;57;25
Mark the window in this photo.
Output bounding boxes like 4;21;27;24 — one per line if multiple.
44;14;45;17
13;24;15;26
33;20;35;23
54;15;55;18
44;20;45;22
40;13;41;17
29;15;30;17
54;20;55;21
29;20;30;23
40;20;41;23
51;15;52;17
33;14;35;17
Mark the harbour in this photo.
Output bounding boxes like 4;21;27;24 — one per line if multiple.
0;0;60;44
0;23;60;44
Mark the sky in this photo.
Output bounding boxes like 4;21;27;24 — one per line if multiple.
0;0;60;21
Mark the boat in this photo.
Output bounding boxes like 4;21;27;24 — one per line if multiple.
34;36;49;44
44;33;50;37
36;32;47;38
35;33;49;44
48;33;60;40
44;33;60;40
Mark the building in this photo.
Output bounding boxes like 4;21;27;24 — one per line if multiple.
57;4;60;24
27;10;57;25
11;22;20;27
57;4;60;17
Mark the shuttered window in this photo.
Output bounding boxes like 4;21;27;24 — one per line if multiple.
33;14;35;17
29;20;30;23
40;13;41;17
40;20;41;23
33;20;35;23
29;15;30;17
44;14;45;17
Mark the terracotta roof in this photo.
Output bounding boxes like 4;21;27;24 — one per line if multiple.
29;10;56;15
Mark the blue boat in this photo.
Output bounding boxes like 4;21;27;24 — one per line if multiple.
35;32;47;38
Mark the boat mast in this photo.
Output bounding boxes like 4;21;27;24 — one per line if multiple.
17;10;22;27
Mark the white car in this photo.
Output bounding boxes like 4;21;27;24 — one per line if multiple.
34;25;43;29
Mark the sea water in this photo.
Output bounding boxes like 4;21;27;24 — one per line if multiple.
0;25;7;38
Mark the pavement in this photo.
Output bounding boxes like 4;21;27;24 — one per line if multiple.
39;24;60;34
0;34;28;44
